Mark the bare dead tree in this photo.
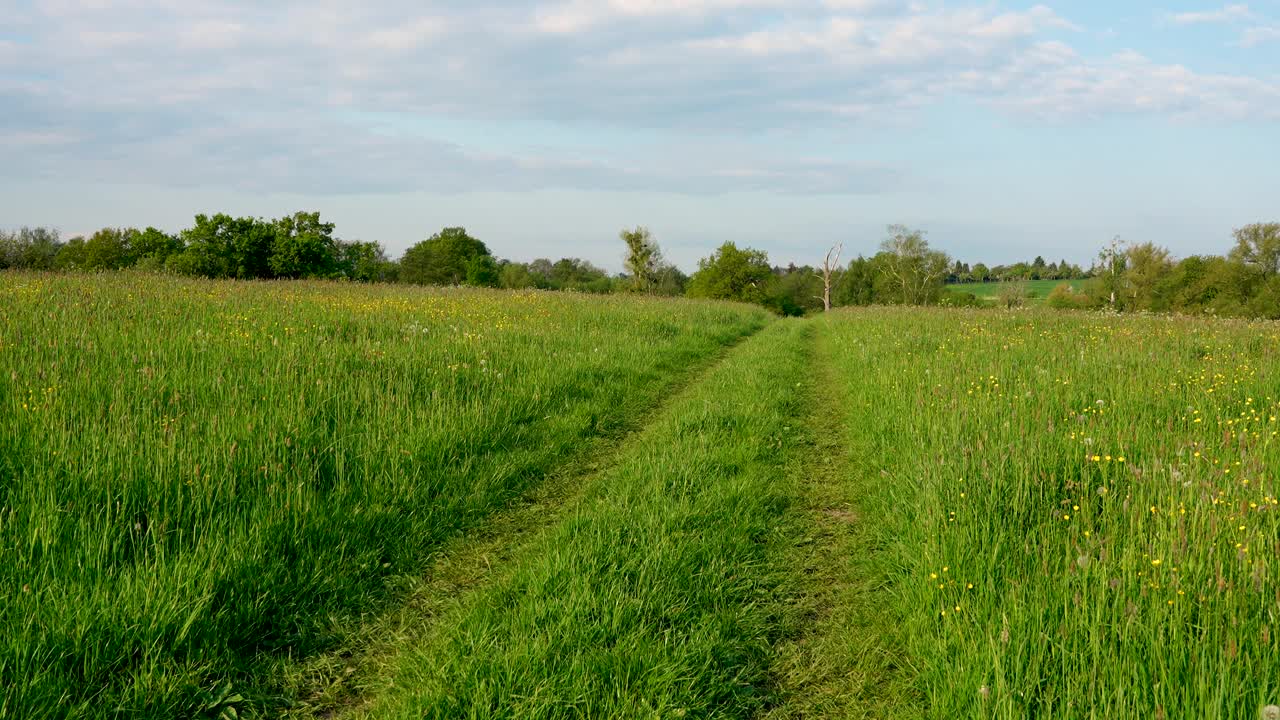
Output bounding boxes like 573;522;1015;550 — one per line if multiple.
814;243;842;311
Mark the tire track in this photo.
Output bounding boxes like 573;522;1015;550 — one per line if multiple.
281;322;772;718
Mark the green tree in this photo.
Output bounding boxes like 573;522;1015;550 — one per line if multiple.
547;258;612;293
465;254;501;287
0;227;62;270
875;225;949;305
176;213;277;279
621;226;662;292
1229;223;1280;278
83;227;137;271
499;261;536;289
653;263;688;296
1123;241;1173;310
270;211;337;279
53;236;88;270
685;242;773;304
131;227;183;269
400;227;491;286
335;240;395;282
971;262;990;283
1094;236;1128;308
834;256;877;306
766;265;823;316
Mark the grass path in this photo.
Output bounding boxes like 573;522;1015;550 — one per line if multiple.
761;319;921;719
352;320;812;718
280;322;773;718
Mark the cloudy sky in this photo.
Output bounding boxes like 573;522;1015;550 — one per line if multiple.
2;1;1278;271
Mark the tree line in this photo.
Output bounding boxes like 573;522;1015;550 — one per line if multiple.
2;213;1277;319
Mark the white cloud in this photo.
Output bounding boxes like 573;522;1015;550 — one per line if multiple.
1240;24;1280;45
1168;4;1254;25
2;0;1277;196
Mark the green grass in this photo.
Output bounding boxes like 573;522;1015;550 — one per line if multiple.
954;278;1080;301
4;271;1280;719
363;320;813;718
0;272;768;718
821;307;1280;718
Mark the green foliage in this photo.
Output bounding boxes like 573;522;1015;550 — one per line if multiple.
876;225;949;305
53;236;87;270
994;281;1026;308
1122;241;1174;311
1094;236;1128;308
686;241;774;304
834;256;878;306
766;265;824;316
176;213;277;279
464;254;500;288
0;227;62;270
1045;282;1094;310
652;263;688;296
497;261;535;289
1229;222;1280;278
620;226;662;292
938;288;981;308
962;279;1074;303
83;227;137;271
335;240;396;282
515;257;615;293
400;227;491;286
269;212;337;279
131;227;184;265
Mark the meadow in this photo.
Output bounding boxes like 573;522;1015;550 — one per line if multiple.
956;278;1077;302
2;272;1278;718
0;273;767;717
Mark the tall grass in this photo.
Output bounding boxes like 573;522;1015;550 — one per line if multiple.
367;321;813;719
0;272;768;718
822;307;1280;718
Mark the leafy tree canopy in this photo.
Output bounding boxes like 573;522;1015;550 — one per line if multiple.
685;242;773;304
401;227;491;286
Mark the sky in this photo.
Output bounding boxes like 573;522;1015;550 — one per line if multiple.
2;0;1278;272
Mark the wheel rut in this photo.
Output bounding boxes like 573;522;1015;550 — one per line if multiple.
761;319;919;720
281;323;771;719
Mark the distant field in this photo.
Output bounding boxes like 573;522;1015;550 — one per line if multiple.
953;278;1081;301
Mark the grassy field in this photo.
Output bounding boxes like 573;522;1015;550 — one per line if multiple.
820;308;1280;717
3;272;1278;718
0;273;767;717
954;278;1080;301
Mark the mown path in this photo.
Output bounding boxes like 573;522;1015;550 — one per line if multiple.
287;318;910;719
282;324;773;718
762;319;919;719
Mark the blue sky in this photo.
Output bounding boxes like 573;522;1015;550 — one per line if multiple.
2;0;1278;271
